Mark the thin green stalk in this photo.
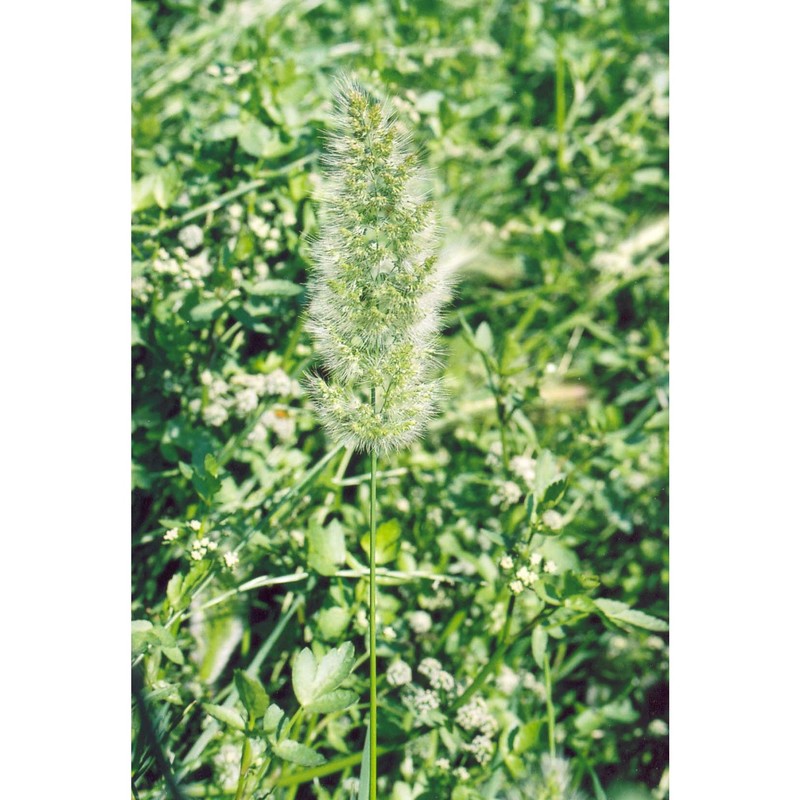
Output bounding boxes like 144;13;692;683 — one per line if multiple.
555;36;567;174
368;386;378;800
543;652;557;758
234;738;253;800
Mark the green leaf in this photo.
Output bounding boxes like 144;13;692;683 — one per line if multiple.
204;703;245;731
246;279;303;297
305;689;358;714
541;478;568;509
235;670;268;720
166;573;184;609
313;641;356;699
292;648;317;707
358;725;370;800
153;165;181;209
317;606;350;640
262;703;285;736
272;739;325;767
474;321;494;355
593;598;668;632
188;298;224;322
238;119;293;159
308;519;346;576
292;642;356;708
131;620;157;655
359;519;401;565
532;626;548;669
533;450;561;501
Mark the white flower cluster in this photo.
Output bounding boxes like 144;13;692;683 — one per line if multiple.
510;454;537;487
408;610;432;634
306;77;452;455
403;686;440;716
213;743;240;792
455;696;498;738
190;536;218;561
386;659;413;687
152;246;213;290
502;549;557;595
489;480;522;509
418;657;443;680
191;367;301;433
462;733;493;766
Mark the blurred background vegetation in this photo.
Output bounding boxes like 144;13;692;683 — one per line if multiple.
132;0;668;797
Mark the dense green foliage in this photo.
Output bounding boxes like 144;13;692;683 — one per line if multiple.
132;1;668;798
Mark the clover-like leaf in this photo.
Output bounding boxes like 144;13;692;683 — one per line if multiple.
272;739;325;767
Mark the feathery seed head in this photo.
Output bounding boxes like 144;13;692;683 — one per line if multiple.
306;76;451;454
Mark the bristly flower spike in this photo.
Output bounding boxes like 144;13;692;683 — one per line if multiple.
306;76;452;455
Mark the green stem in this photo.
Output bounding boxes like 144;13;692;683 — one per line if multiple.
543;653;556;757
368;387;378;800
555;36;567;174
234;737;253;800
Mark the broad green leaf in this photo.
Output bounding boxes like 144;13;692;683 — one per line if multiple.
131;620;157;655
188;299;224;322
594;598;668;632
317;606;350;640
305;689;358;714
166;573;183;609
532;626;548;669
292;647;317;706
238;119;293;159
206;117;241;141
312;642;356;699
204;703;245;731
153;165;181;209
359;519;401;565
235;670;268;720
272;739;325;767
533;450;561;501
308;519;346;576
262;703;284;735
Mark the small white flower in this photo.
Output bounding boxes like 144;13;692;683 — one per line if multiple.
249;216;270;239
178;224;204;250
509;580;524;595
542;509;564;530
395;497;411;514
342;777;360;794
500;554;514;571
163;528;179;542
203;402;229;427
189;520;202;531
510;455;537;486
454;766;470;781
496;665;520;694
490;480;522;509
544;560;558;574
431;670;455;693
386;660;413;687
223;551;239;570
408;611;432;634
427;507;444;527
418;657;442;680
383;626;397;642
529;552;543;568
234;388;259;415
264;369;294;396
435;758;450;770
